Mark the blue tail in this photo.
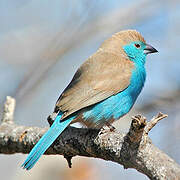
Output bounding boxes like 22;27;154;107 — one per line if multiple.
21;113;73;170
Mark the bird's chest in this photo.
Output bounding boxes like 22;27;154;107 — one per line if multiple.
127;64;146;100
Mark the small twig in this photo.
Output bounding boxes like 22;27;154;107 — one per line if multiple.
1;96;16;124
144;112;168;135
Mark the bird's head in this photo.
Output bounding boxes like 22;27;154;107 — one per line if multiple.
100;30;158;65
123;41;158;65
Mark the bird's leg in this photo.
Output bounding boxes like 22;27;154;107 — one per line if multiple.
105;122;116;132
99;122;116;134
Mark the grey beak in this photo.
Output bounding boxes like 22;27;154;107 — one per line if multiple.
144;44;158;54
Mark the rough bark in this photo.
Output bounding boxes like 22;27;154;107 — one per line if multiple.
0;96;180;180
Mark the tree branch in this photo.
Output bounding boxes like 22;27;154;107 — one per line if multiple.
0;96;180;179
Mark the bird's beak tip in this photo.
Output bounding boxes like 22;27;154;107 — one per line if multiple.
144;44;158;55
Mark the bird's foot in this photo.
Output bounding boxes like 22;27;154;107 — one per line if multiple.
99;123;116;134
99;127;109;135
105;122;116;132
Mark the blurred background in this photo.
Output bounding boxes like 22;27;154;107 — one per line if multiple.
0;0;180;179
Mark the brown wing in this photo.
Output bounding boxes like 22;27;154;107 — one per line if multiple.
56;51;134;119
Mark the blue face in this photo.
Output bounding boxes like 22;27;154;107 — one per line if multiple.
123;41;147;64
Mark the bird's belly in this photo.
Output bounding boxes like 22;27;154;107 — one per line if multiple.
79;89;137;128
75;66;145;128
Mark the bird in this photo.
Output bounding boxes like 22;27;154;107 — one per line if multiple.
22;30;158;170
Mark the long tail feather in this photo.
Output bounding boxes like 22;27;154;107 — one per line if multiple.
21;113;73;170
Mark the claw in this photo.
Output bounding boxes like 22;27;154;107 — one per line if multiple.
106;122;116;132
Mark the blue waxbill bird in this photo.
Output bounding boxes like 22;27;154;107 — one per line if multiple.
22;30;158;170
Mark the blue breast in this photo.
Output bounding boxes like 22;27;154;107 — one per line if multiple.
82;63;146;126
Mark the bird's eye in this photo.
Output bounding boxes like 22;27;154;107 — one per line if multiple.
134;44;141;48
